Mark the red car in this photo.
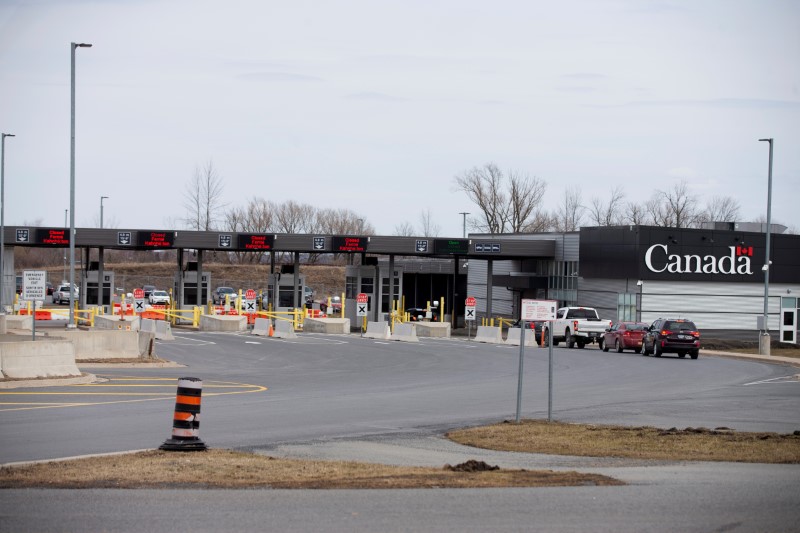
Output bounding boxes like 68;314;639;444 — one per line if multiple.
601;321;648;353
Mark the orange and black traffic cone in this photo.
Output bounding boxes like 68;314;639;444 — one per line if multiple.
159;377;207;451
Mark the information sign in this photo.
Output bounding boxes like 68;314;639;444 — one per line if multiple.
237;234;275;251
244;289;257;312
465;296;476;322
433;239;470;255
332;236;367;252
35;228;70;246
22;270;46;301
137;231;174;248
133;288;145;313
520;299;557;321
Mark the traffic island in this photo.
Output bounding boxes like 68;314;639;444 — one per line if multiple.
415;322;451;338
303;318;350;334
199;315;247;332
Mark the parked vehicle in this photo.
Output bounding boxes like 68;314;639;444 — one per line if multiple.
511;319;547;344
212;286;238;305
642;318;701;359
601;321;649;353
52;284;79;305
46;282;54;296
406;307;440;321
148;290;171;306
142;285;156;299
550;307;612;348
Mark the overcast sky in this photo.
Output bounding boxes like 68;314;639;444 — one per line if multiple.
1;0;798;237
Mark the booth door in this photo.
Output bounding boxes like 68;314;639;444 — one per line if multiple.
780;297;797;344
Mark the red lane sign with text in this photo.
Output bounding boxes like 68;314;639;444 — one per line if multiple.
245;289;257;300
465;296;476;307
133;288;145;300
357;293;368;304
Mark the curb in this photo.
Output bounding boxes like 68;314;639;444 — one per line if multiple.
0;372;97;389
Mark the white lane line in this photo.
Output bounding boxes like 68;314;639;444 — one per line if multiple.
245;341;261;345
743;376;799;386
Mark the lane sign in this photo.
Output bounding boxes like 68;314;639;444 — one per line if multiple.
133;288;145;313
520;299;557;321
465;296;476;306
357;303;368;317
244;289;257;312
465;296;476;322
357;293;368;304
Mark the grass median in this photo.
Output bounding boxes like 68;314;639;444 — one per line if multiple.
2;420;798;489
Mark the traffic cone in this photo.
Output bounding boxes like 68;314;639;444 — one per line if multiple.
268;324;274;337
159;377;207;452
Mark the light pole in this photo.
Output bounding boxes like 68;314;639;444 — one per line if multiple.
1;132;15;313
69;41;92;328
758;138;774;355
459;212;470;238
100;196;108;228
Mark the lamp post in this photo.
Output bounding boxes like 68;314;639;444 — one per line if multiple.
459;212;470;238
100;196;108;228
758;138;774;356
69;41;92;328
1;133;15;313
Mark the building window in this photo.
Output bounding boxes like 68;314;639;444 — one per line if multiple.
617;293;636;321
345;276;357;299
381;276;401;312
547;260;578;307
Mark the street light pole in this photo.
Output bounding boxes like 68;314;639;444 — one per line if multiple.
100;196;108;228
459;212;470;238
758;138;774;356
69;41;92;328
1;133;15;313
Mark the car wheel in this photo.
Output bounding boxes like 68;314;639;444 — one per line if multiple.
598;338;604;351
641;342;649;356
602;338;609;352
654;343;663;357
614;339;622;353
566;331;575;349
690;349;699;360
634;347;642;354
577;341;585;349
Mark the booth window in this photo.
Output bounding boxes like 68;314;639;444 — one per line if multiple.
547;260;578;307
345;276;357;299
381;275;401;312
617;293;636;321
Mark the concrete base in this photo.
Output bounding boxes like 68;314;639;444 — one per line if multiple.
759;333;771;356
0;314;6;335
0;339;81;379
95;315;141;331
304;318;350;334
474;325;504;344
415;322;451;338
200;314;247;332
141;318;174;340
390;323;418;342
505;327;539;346
273;320;298;339
251;317;272;336
364;321;390;340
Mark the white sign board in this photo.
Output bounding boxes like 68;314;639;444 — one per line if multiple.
465;306;476;321
357;303;368;317
520;299;557;321
22;270;47;301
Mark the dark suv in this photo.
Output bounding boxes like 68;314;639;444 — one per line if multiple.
642;318;700;359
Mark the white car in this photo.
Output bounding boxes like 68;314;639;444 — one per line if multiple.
148;290;171;306
52;284;79;305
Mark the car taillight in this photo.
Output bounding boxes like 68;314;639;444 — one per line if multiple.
689;331;700;337
661;330;672;336
623;331;631;336
573;320;579;331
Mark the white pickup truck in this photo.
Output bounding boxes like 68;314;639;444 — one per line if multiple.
548;306;612;349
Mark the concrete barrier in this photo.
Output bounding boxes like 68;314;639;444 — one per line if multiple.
364;321;390;339
505;327;539;346
50;330;155;360
200;314;247;332
0;314;6;335
303;318;350;334
273;320;298;339
5;315;32;331
415;322;451;338
0;339;81;379
141;318;175;340
390;322;418;342
94;315;141;331
474;325;504;344
252;317;271;336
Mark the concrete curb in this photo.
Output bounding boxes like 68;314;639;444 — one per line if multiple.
0;372;97;389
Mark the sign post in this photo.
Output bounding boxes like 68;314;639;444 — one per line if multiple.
515;299;558;423
464;296;476;340
22;270;46;341
244;289;257;314
356;293;368;335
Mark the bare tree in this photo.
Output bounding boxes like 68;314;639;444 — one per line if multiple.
588;186;626;226
552;187;585;232
275;201;316;234
419;209;441;237
700;196;741;224
623;201;651;225
455;163;506;233
652;180;701;228
393;221;415;236
184;160;226;231
507;170;548;232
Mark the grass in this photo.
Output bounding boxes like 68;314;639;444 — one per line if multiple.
2;420;799;489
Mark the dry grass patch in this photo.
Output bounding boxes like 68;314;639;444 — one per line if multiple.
447;420;800;463
0;449;621;489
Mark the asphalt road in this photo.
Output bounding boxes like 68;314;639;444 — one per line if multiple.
1;331;799;532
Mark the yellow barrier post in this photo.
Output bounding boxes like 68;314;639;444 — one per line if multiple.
439;297;444;323
341;292;345;318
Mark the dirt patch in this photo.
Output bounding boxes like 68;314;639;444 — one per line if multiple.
447;420;800;463
0;449;621;489
444;460;499;472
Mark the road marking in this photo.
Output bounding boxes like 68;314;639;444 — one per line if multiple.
743;376;799;386
0;377;266;412
245;341;261;345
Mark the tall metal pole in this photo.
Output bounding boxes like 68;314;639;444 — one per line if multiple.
63;209;68;283
758;138;774;355
100;196;108;228
459;212;470;238
69;42;92;328
1;133;15;313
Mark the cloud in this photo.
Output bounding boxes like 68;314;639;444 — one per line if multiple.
344;92;406;102
608;98;800;109
236;72;323;83
560;73;606;80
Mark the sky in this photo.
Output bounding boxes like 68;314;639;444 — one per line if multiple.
0;0;798;237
